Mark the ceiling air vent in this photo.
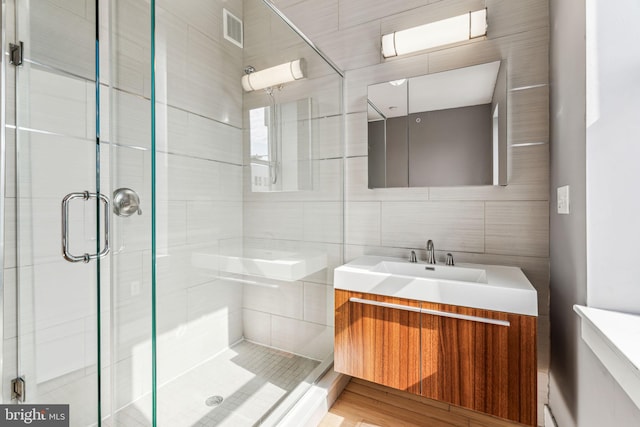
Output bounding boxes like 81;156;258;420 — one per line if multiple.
223;9;243;48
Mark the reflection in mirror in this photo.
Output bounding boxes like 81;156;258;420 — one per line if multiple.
368;61;507;188
250;96;312;192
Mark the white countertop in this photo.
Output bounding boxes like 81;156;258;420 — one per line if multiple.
334;256;538;316
575;305;640;411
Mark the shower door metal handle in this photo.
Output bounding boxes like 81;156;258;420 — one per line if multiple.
61;191;110;263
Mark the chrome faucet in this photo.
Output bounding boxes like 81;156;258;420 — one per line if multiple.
409;250;418;263
426;240;436;264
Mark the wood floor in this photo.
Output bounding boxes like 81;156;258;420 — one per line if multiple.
319;378;528;427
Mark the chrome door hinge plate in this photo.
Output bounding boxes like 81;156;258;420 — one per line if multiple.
11;377;25;402
9;42;23;66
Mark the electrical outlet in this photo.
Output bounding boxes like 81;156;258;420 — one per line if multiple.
557;185;570;214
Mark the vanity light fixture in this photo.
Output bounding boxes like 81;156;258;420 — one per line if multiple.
381;8;488;59
241;59;306;92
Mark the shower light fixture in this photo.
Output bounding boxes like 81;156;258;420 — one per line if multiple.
241;59;306;92
381;8;488;59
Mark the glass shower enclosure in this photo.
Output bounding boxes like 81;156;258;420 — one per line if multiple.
2;0;343;425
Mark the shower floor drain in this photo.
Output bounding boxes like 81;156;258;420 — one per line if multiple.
205;395;224;407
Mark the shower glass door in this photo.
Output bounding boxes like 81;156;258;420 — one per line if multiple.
12;0;106;425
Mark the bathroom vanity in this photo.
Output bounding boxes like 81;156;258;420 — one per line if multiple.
333;256;538;426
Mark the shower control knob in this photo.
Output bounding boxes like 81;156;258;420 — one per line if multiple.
113;188;142;217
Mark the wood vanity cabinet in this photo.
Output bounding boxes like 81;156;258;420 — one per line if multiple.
334;290;422;393
334;289;537;426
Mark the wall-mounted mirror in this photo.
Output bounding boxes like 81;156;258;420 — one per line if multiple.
250;98;312;192
367;61;507;188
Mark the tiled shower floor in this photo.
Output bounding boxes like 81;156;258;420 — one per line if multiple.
109;341;321;426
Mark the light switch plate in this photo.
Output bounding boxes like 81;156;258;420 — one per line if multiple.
557;185;570;214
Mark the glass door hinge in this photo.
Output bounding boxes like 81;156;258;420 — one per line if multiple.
11;377;25;402
9;42;23;66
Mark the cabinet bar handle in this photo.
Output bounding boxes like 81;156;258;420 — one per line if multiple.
421;308;510;327
349;297;510;327
349;297;422;313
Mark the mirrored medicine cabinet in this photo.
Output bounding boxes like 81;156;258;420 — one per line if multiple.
368;60;507;189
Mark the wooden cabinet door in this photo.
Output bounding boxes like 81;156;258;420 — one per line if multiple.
420;302;537;426
334;290;421;393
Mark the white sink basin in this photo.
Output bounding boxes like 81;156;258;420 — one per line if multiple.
193;249;327;282
334;256;537;316
372;260;487;283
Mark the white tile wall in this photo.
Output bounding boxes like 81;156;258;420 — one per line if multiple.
485;201;550;258
112;297;154;363
486;0;549;39
243;279;304;320
84;310;112;373
339;0;437;30
186;201;243;243
345;112;368;157
219;163;244;202
156;201;188;248
282;0;339;39
510;86;550;145
17;132;95;200
303;282;334;326
183;26;243;127
17;197;84;266
110;89;151;149
28;0;96;80
297;241;342;285
110;145;146;195
31;261;95;331
163;109;243;164
243;309;272;345
345;156;431;202
271;315;333;361
311;115;343;160
36;319;86;383
303;202;343;244
154;152;221;201
111;251;148;309
345;202;381;246
244;201;304;240
509;144;550;186
381;201;485;251
314;21;382;71
110;0;152;95
19;68;89;138
279;0;550;422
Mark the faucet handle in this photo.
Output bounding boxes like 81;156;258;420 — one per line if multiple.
446;253;454;266
409;250;418;263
